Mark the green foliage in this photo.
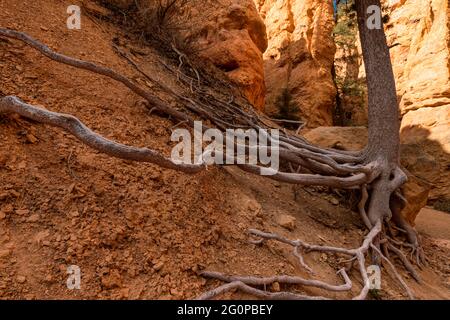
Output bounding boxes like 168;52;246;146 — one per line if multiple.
274;88;300;122
333;21;354;39
336;79;364;98
433;198;450;213
332;0;357;48
369;289;383;300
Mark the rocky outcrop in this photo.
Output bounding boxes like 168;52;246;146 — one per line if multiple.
400;105;450;201
304;126;431;224
113;0;268;109
331;0;449;201
254;0;337;127
384;0;450;201
174;0;268;110
385;0;450;115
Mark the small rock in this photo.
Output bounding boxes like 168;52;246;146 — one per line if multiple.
0;249;11;259
271;282;280;292
101;270;122;289
15;209;29;216
153;262;164;272
170;288;180;296
329;197;339;205
0;211;6;220
26;134;38;144
69;209;80;217
27;214;40;222
277;214;296;231
17;275;26;284
16;161;26;170
149;171;161;181
120;288;130;299
3;204;14;214
35;230;50;244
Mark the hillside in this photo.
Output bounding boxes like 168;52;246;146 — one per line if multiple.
0;0;449;300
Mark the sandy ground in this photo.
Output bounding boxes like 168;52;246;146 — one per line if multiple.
0;0;449;300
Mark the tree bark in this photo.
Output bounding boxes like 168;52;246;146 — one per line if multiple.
355;0;405;224
356;0;399;162
0;11;423;297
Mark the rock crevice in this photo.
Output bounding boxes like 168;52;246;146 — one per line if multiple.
255;0;337;127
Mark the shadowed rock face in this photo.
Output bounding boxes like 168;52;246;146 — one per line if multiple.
329;0;450;201
385;0;450;115
383;0;450;201
303;126;431;225
174;0;268;110
400;106;450;201
254;0;337;127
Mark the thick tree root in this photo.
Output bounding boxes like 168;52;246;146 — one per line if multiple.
197;220;404;300
0;96;205;173
196;281;332;300
0;27;426;300
0;28;374;189
199;217;421;300
370;244;414;299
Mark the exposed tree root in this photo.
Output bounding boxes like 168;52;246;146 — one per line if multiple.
198;221;395;300
0;17;426;300
371;244;414;299
196;281;331;300
198;220;416;300
0;28;371;186
0;96;205;173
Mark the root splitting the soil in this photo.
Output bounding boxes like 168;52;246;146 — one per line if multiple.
0;16;425;300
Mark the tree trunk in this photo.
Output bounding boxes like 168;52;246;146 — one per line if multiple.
0;3;424;298
355;0;405;225
356;0;400;163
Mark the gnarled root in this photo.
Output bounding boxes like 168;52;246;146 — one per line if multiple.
199;164;423;300
199;221;388;300
0;28;426;300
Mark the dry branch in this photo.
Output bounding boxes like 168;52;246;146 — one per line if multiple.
199;220;382;300
0;6;425;300
0;96;204;173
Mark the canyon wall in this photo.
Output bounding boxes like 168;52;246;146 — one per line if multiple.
385;0;450;202
254;0;337;127
174;0;268;110
109;0;449;202
386;0;450;115
113;0;268;110
331;0;449;202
